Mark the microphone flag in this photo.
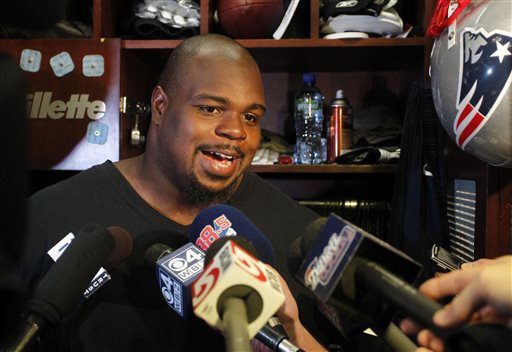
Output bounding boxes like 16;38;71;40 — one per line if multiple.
191;239;285;339
296;213;422;321
154;242;205;318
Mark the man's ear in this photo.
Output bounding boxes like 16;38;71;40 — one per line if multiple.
151;85;168;125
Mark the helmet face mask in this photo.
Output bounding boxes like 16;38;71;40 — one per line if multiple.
430;0;512;168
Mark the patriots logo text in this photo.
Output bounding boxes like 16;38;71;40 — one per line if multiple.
304;226;355;290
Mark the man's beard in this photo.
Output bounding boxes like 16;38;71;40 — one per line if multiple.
182;172;240;207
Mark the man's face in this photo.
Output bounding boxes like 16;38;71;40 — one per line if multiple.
152;51;266;203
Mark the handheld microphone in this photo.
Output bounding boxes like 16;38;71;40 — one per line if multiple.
4;223;133;352
146;240;302;352
190;205;304;351
46;225;133;298
289;214;459;339
189;204;275;264
192;237;285;352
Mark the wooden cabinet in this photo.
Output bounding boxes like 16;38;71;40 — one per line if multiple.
113;0;434;240
116;0;434;161
91;0;512;256
3;1;507;257
0;0;436;236
115;0;433;201
0;0;434;173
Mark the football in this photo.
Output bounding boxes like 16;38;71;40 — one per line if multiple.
217;0;285;39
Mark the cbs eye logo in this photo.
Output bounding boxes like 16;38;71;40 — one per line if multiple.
166;258;187;272
165;248;203;273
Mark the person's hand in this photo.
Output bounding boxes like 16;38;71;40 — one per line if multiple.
252;266;327;352
400;255;512;351
425;256;512;328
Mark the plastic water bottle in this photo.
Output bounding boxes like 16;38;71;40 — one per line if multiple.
293;73;324;164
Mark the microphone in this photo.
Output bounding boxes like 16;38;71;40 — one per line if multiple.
257;317;305;352
46;225;133;298
189;204;275;264
144;241;205;318
289;214;460;340
192;236;285;352
190;205;304;351
3;223;133;352
146;240;303;352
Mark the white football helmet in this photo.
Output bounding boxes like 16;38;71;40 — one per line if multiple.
430;0;512;167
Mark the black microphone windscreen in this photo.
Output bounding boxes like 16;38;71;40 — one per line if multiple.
144;243;174;271
287;236;302;276
287;217;327;274
106;226;133;269
28;224;118;325
140;231;189;271
300;217;328;256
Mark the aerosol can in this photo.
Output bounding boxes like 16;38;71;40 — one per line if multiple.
327;89;353;163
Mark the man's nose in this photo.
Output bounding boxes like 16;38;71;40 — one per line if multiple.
215;112;247;140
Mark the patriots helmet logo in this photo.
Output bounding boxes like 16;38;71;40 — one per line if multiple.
454;28;512;150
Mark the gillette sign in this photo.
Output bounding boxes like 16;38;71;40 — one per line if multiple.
298;215;361;301
27;91;106;120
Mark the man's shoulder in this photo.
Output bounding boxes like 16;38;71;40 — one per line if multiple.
239;171;286;197
32;161;113;195
239;171;312;210
29;161;118;211
236;171;320;227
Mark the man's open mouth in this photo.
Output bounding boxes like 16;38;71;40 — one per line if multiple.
202;150;236;162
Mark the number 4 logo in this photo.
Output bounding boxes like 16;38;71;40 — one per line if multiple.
186;248;203;262
159;269;174;305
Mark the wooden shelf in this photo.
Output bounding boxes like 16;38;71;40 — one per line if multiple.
121;37;428;50
120;37;428;72
249;164;398;174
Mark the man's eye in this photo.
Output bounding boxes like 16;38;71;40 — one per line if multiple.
199;106;220;114
244;114;259;124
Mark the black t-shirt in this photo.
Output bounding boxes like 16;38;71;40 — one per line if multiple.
20;160;342;351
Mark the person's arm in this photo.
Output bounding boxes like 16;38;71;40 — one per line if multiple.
274;271;327;351
400;255;512;351
252;267;327;352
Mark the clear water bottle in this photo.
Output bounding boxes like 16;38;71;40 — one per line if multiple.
293;73;324;164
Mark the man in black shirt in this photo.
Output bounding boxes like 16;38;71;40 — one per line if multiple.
19;34;336;351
